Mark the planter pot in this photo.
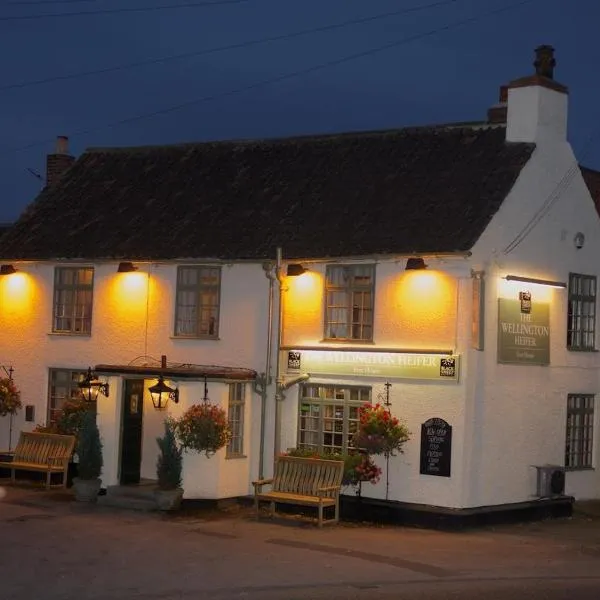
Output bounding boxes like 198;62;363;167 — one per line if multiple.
73;477;102;502
154;488;184;511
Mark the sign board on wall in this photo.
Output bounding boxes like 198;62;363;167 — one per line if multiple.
497;298;550;366
286;350;460;381
419;418;452;477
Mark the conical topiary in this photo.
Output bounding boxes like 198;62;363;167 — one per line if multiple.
156;420;183;491
76;410;103;480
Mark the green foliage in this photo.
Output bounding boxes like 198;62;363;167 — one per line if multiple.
156;420;183;491
352;403;411;456
34;396;89;439
174;403;232;457
76;410;103;480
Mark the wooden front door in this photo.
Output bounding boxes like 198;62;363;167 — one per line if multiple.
120;379;144;484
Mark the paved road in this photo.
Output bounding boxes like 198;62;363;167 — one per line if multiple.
1;487;600;599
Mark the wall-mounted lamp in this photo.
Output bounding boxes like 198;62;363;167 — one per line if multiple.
286;264;308;277
117;262;138;273
504;275;566;289
148;375;179;410
0;264;17;276
78;367;110;403
405;257;428;271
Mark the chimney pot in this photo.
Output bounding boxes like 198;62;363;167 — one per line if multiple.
534;44;556;79
55;135;69;155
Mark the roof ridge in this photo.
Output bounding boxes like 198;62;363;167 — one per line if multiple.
83;121;496;154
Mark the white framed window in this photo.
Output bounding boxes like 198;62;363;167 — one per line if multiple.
174;266;221;338
47;368;89;424
567;273;596;351
565;394;594;470
227;383;245;457
297;384;371;454
52;267;94;334
324;265;375;341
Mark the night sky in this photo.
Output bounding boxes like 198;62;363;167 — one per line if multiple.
0;0;594;222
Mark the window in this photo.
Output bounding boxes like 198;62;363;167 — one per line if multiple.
325;265;375;341
53;267;94;334
297;384;371;454
565;394;594;469
174;266;221;337
567;273;596;350
227;383;245;457
47;368;89;424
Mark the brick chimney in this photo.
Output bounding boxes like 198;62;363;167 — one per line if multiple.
487;46;568;144
46;135;75;187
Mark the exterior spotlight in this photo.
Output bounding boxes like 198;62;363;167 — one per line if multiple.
286;264;307;277
405;257;428;271
148;375;179;410
0;264;17;275
117;262;138;273
78;367;110;403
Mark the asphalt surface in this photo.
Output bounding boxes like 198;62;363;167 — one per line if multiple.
1;486;600;599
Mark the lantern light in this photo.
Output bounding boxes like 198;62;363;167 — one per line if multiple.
148;375;179;410
78;367;110;403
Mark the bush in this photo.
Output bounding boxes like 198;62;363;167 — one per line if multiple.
352;403;410;456
76;410;103;480
34;396;89;439
0;377;21;417
156;420;183;491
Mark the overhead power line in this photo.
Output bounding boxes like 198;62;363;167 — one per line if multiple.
4;0;535;156
0;0;250;21
0;0;461;92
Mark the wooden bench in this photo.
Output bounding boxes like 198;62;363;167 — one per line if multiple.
0;432;76;489
252;456;344;527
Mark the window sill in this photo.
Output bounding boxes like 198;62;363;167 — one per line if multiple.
225;454;247;460
565;466;595;472
567;348;599;353
47;332;92;337
170;336;220;341
321;339;375;345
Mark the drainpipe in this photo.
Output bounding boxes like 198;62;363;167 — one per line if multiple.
257;259;276;480
273;247;285;460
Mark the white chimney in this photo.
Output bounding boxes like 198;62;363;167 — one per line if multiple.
505;45;568;145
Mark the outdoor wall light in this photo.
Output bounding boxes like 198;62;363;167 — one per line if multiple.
78;367;110;403
148;375;179;410
117;262;138;273
405;257;428;271
504;275;566;289
286;264;308;277
0;264;17;276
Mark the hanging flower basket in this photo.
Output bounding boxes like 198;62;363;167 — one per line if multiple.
0;377;22;417
174;403;232;457
352;403;410;456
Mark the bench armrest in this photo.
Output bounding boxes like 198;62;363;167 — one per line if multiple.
252;478;274;490
317;485;341;497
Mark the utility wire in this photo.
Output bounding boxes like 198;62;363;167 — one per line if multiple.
0;0;461;92
0;0;250;20
3;0;535;156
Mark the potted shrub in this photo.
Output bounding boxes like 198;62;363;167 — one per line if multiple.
72;410;103;502
154;420;184;511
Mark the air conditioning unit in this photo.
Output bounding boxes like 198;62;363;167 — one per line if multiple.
534;465;566;498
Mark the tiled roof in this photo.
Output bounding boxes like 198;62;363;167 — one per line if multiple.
580;165;600;218
0;125;534;261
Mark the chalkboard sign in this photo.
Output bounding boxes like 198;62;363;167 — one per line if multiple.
420;418;452;477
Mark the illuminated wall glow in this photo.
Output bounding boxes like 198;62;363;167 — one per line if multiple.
0;272;38;318
106;272;152;320
283;271;324;345
393;270;458;348
497;277;554;302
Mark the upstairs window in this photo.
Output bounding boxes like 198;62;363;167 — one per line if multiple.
174;266;221;338
325;265;375;341
52;267;94;334
567;273;596;351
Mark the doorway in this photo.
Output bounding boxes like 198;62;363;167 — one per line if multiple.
120;379;144;484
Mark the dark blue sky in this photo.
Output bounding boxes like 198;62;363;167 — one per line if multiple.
0;0;594;222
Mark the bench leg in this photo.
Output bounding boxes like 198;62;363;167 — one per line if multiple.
334;496;340;524
254;494;260;520
270;501;276;518
10;468;15;485
46;470;52;490
318;502;324;528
